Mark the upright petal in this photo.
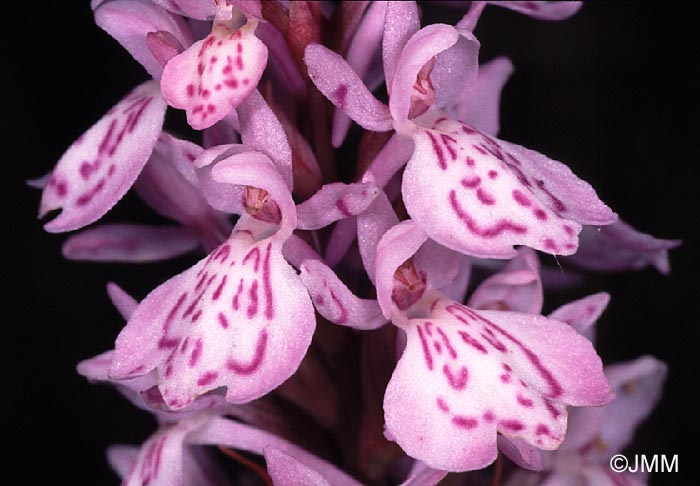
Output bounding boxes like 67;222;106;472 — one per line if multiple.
110;216;316;409
160;21;268;129
40;81;166;232
384;293;612;471
95;0;193;80
236;90;293;191
264;447;332;486
382;1;420;95
402;115;615;258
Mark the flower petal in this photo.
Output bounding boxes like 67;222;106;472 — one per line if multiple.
490;1;583;20
384;293;612;471
304;43;393;132
389;25;459;127
160;21;268;129
296;182;380;230
121;416;210;486
111;216;315;409
375;220;429;318
212;151;297;239
107;445;139;480
63;224;199;262
467;247;543;314
548;292;610;342
134;133;231;250
265;447;332;486
563;220;681;274
332;0;388;147
564;356;667;461
382;1;420;95
400;460;448;486
152;0;218;20
94;0;193;80
299;259;387;330
40;81;166;232
456;56;514;136
106;282;139;320
402;116;615;258
236;89;293;191
357;190;399;283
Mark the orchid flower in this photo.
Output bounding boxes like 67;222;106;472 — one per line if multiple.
305;0;617;260
505;356;667;486
34;2;680;484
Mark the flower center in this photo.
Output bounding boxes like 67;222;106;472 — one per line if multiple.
409;60;436;119
392;258;427;310
244;186;282;224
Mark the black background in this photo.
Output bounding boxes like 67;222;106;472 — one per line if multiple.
6;2;699;485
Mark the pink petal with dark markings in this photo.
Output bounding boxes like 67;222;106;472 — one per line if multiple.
384;291;612;472
110;216;315;409
402;114;615;258
161;21;268;130
299;259;387;330
40;81;166;233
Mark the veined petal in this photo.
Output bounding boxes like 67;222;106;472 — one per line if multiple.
40;81;166;233
468;247;543;314
299;259;387;330
296;182;380;230
304;43;393;132
402;116;615;258
384;293;612;471
160;21;268;130
548;292;610;342
490;1;583;20
382;1;420;95
95;0;193;80
564;220;681;274
121;416;214;486
63;224;199;262
110;217;315;409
